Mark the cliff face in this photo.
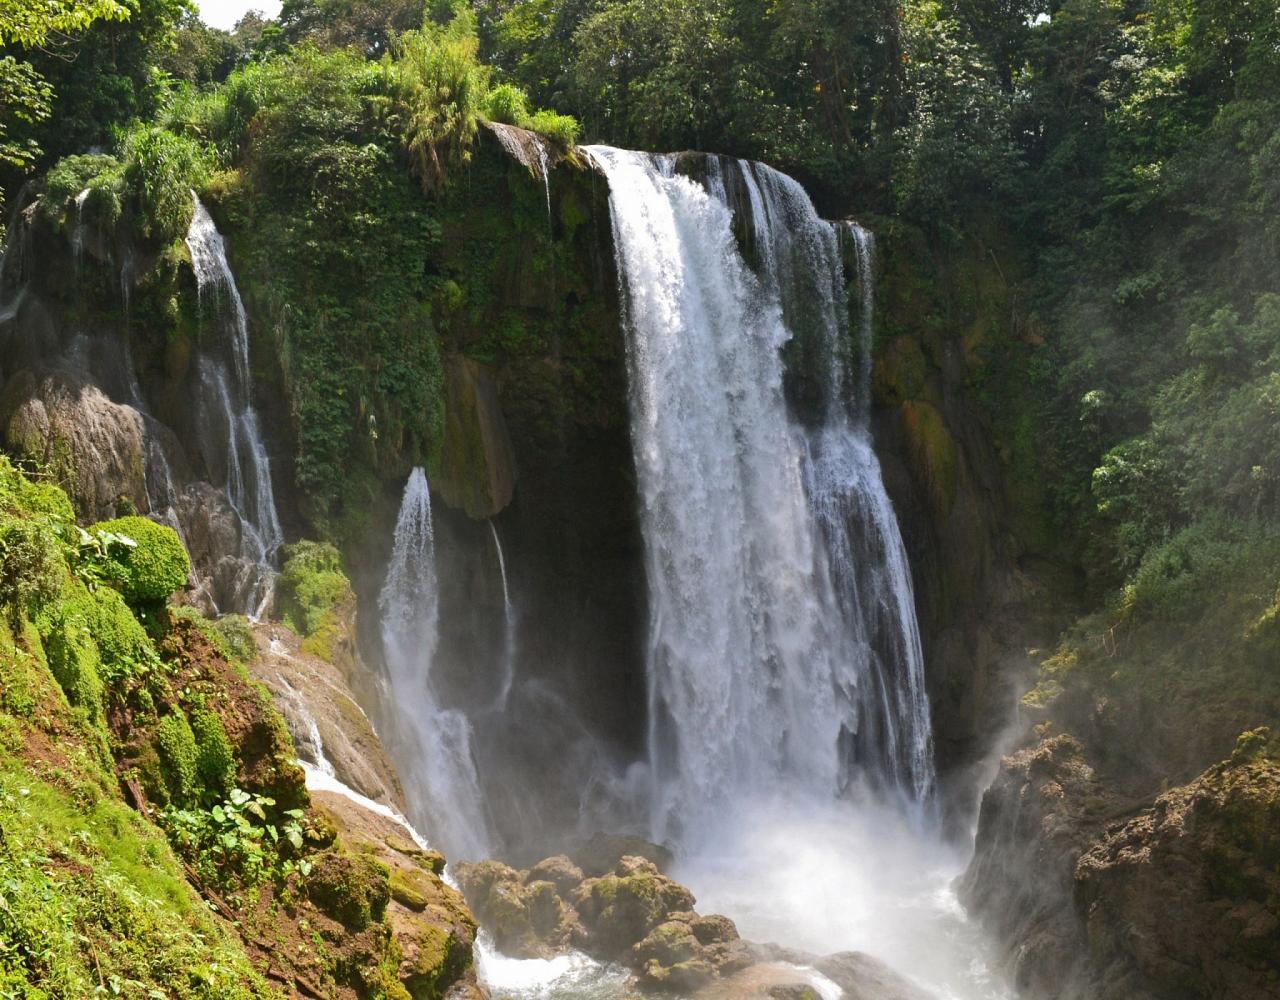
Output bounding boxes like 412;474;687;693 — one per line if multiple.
0;129;1043;846
13;121;1274;999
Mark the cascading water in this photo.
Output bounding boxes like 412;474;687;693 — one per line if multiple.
584;147;934;844
185;194;284;616
488;520;517;711
579;147;1013;1000
379;468;493;860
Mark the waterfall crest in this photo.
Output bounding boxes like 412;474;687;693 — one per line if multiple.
379;468;492;860
184;194;285;616
585;147;934;843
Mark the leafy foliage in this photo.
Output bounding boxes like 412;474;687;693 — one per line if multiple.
89;515;192;605
163;787;309;888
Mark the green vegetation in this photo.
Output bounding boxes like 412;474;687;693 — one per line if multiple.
278;541;353;657
0;459;276;997
89;514;192;605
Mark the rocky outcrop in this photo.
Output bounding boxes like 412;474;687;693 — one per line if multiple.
249;621;405;809
310;783;482;1000
963;730;1280;1000
455;851;752;993
959;733;1108;998
1075;738;1280;999
0;368;159;521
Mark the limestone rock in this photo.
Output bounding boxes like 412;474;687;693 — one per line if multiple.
958;733;1109;999
312;785;480;1000
1;368;153;521
249;621;405;810
573;831;675;877
1074;746;1280;999
456;849;748;992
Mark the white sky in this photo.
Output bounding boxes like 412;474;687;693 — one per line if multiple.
197;0;282;31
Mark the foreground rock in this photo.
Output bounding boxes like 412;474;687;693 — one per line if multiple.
311;784;483;1000
250;620;405;809
456;847;750;993
962;729;1280;999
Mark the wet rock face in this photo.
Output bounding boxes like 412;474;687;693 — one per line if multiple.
963;730;1280;1000
958;733;1110;999
310;785;479;1000
1;368;153;521
248;621;405;810
455;853;751;993
1075;746;1280;1000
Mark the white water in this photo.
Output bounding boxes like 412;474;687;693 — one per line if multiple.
379;468;492;860
301;761;430;851
575;147;1007;999
586;147;934;845
185;194;285;615
488;520;517;711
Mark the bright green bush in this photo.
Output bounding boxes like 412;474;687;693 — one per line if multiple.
191;708;236;796
389;6;491;193
279;541;351;639
121;124;210;243
41;604;105;717
155;711;200;806
0;515;63;625
89;515;191;605
525;108;579;149
82;585;159;683
0;457;75;524
483;82;530;124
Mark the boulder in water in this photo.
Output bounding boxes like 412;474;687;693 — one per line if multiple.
457;850;752;992
572;831;674;877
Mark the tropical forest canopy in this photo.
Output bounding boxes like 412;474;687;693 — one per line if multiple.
3;0;1280;617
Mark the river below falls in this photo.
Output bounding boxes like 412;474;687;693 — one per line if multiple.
477;796;1014;1000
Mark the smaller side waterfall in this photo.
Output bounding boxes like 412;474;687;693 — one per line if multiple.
488;520;517;711
185;194;285;616
379;468;492;860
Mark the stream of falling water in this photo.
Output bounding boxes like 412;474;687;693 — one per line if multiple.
571;146;1009;1000
488;520;517;711
379;468;493;860
585;146;934;841
184;194;284;616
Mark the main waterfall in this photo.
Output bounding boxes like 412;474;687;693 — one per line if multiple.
585;147;933;844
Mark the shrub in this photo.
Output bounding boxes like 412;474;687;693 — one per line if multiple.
120;125;211;243
482;82;530;124
89;516;191;605
279;541;351;639
526;108;579;149
81;585;158;683
390;6;491;193
42;606;105;716
154;712;200;806
191;708;236;796
0;515;63;624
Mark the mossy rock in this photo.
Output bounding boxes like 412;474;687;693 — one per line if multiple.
390;868;431;911
90;515;190;604
899;399;958;516
154;711;199;805
191;707;236;795
308;852;391;930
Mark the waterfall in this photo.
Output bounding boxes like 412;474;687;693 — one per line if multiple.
184;194;284;616
379;468;492;860
585;147;934;844
488;520;517;711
